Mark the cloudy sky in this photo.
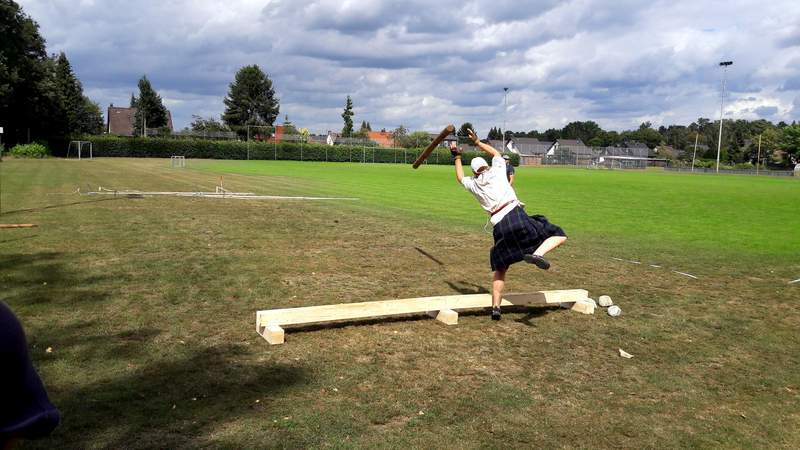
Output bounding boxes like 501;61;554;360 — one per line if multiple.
19;0;800;135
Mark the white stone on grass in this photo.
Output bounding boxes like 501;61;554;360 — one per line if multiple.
598;295;613;307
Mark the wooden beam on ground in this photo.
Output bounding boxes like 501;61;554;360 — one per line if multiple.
255;289;589;344
0;224;37;229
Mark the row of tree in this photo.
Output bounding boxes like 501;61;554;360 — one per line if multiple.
1;1;103;146
504;119;799;166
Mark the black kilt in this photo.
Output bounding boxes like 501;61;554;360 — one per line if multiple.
490;206;566;271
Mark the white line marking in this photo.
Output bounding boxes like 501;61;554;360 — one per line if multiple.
627;260;641;265
611;257;624;261
86;190;358;201
673;271;698;279
649;264;662;268
790;278;800;284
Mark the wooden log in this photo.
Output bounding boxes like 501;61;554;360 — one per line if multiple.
412;124;456;169
0;224;37;229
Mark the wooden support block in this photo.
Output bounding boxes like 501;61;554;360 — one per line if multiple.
259;324;285;345
427;309;458;325
569;299;595;315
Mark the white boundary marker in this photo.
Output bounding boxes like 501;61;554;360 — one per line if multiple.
672;271;698;279
790;278;800;284
610;257;698;279
83;186;358;201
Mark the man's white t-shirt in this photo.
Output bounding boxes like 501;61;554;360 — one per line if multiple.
461;155;519;225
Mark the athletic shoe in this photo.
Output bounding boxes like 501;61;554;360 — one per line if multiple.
524;254;550;270
491;307;502;321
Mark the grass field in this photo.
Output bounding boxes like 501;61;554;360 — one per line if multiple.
2;157;799;449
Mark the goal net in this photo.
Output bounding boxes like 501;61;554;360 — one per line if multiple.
67;141;92;160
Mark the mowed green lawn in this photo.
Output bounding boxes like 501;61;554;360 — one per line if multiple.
1;157;799;449
194;159;800;268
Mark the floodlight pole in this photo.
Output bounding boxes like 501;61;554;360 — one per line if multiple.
715;61;733;173
756;134;762;175
502;87;509;153
691;132;698;172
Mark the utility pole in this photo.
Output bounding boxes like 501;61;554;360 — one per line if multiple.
716;61;733;173
502;87;509;153
691;132;699;172
756;134;762;175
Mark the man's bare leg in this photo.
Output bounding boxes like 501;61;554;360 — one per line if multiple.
533;236;567;257
492;268;506;308
524;236;567;270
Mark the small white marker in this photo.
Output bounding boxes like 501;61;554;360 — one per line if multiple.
673;271;698;279
627;260;641;265
611;257;624;261
649;264;662;268
790;278;800;284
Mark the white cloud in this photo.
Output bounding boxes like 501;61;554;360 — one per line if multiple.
18;0;800;134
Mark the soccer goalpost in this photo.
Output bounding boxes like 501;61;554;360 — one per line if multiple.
67;141;92;160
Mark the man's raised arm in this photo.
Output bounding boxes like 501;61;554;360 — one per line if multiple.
450;142;464;184
467;128;500;158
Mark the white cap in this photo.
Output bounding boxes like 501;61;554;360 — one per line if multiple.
470;156;488;173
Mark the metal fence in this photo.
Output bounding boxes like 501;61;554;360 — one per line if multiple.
665;167;796;177
516;145;653;168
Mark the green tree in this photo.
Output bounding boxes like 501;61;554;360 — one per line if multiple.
0;0;55;145
52;52;101;135
355;120;370;138
341;95;354;137
543;128;561;142
53;52;83;131
78;97;104;135
406;131;432;148
457;122;474;143
222;65;279;134
780;124;800;164
561;120;602;143
132;75;168;136
391;125;408;147
190;115;230;133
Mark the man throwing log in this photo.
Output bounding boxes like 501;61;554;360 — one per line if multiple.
451;129;567;321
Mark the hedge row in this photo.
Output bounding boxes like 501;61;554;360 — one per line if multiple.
81;136;520;166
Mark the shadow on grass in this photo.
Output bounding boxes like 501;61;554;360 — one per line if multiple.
33;344;308;448
0;233;38;245
0;252;118;306
0;197;123;217
445;280;489;295
413;247;444;266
